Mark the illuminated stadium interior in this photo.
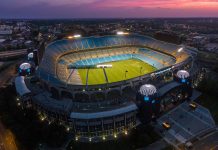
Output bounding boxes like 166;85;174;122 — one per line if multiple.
38;35;189;88
58;47;176;85
77;59;156;85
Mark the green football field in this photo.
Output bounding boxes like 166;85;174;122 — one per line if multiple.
78;59;157;85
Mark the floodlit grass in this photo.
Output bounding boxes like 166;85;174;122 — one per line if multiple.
78;59;157;85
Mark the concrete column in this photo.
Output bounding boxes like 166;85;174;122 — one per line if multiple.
70;92;75;99
88;94;91;101
124;113;127;130
120;87;123;95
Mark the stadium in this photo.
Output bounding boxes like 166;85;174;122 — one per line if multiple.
38;34;190;89
15;34;198;142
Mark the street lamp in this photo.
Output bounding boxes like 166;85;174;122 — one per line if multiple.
178;47;183;53
102;136;106;140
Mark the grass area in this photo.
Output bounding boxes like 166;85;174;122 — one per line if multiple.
78;59;157;85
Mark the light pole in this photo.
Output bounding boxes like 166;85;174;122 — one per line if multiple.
125;70;128;79
140;66;143;74
140;67;143;80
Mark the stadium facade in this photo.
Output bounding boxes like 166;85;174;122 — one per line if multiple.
15;34;201;142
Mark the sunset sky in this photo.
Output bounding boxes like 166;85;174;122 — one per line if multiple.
1;0;218;18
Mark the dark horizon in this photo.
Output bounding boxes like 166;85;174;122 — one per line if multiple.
1;17;218;20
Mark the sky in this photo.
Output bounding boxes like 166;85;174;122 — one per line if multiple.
0;0;218;18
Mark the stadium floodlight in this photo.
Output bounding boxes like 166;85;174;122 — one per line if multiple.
68;36;73;39
73;34;81;38
117;31;129;35
178;47;183;52
68;34;81;39
96;64;112;68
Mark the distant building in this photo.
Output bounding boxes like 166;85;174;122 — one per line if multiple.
0;39;6;49
187;35;208;49
204;43;218;53
0;39;6;44
0;25;13;35
154;31;182;44
25;40;33;48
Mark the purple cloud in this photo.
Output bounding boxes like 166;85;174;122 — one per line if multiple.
0;0;218;18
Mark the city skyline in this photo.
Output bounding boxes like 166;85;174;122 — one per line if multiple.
1;0;218;18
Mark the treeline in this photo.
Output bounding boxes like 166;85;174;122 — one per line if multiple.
0;86;67;150
197;72;218;123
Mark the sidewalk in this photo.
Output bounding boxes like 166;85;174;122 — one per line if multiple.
137;139;168;150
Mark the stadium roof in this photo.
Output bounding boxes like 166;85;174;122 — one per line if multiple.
70;103;137;119
33;92;73;113
158;81;181;97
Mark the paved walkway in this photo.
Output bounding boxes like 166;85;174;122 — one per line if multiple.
155;101;217;149
137;139;168;150
192;130;218;150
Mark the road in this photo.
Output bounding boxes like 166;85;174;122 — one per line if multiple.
192;130;218;150
137;139;169;150
0;49;27;59
0;123;18;150
0;60;21;150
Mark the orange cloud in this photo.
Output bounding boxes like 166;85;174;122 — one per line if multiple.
93;0;218;10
